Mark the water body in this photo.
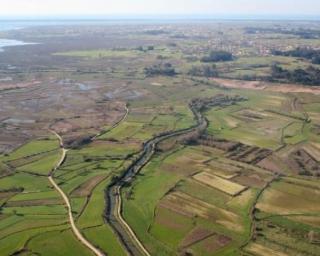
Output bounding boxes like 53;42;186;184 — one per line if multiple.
0;39;34;52
0;21;36;52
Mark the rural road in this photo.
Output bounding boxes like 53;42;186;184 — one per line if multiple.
106;103;208;256
49;130;105;256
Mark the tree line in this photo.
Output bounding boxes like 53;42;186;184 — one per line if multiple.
271;64;320;86
272;47;320;64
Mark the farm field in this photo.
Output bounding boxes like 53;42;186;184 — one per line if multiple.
0;19;320;256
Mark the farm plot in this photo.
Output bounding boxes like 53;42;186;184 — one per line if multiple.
2;138;60;161
159;191;243;233
53;49;143;59
188;232;232;256
99;104;195;143
15;149;62;176
0;135;99;255
69;140;140;158
205;92;306;150
245;242;289;256
253;215;320;256
193;172;247;196
122;142;259;255
257;180;320;215
26;229;94;256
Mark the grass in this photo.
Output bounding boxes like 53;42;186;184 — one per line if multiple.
203;91;313;150
77;178;109;228
150;207;194;249
3;138;59;161
177;179;231;208
70;197;87;216
76;177;127;255
16;149;62;175
53;49;142;59
2;24;320;256
27;229;94;256
70;141;140;157
0;215;66;239
0;225;69;255
9;191;61;201
0;172;52;192
83;225;127;256
99;121;145;140
2;205;67;216
122;154;183;255
122;143;256;254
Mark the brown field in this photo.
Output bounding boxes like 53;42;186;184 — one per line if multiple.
303;143;320;162
257;155;284;173
212;78;320;95
232;174;266;188
180;227;214;248
0;80;41;90
5;198;63;207
160;191;243;232
193;172;247;196
0;192;15;200
207;159;242;171
198;233;232;254
288;148;320;176
257;181;320;215
71;174;108;197
245;243;289;256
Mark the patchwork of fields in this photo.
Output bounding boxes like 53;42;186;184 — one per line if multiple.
1;76;319;256
1;21;320;256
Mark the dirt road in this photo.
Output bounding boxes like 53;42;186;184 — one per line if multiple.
49;130;105;256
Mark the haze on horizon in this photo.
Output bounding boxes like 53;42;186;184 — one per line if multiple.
1;0;320;18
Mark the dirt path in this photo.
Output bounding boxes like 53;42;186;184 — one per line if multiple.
49;130;105;256
93;105;129;140
114;185;151;256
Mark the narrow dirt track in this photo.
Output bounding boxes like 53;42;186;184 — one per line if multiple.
49;130;105;256
113;185;151;256
93;105;129;140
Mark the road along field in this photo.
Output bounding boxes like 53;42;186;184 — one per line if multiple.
49;131;105;256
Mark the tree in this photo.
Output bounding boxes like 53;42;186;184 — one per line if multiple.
144;63;177;77
188;64;218;77
201;51;233;62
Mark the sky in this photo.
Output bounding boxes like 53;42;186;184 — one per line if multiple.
1;0;320;18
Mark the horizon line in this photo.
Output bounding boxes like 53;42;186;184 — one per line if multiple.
0;14;320;21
